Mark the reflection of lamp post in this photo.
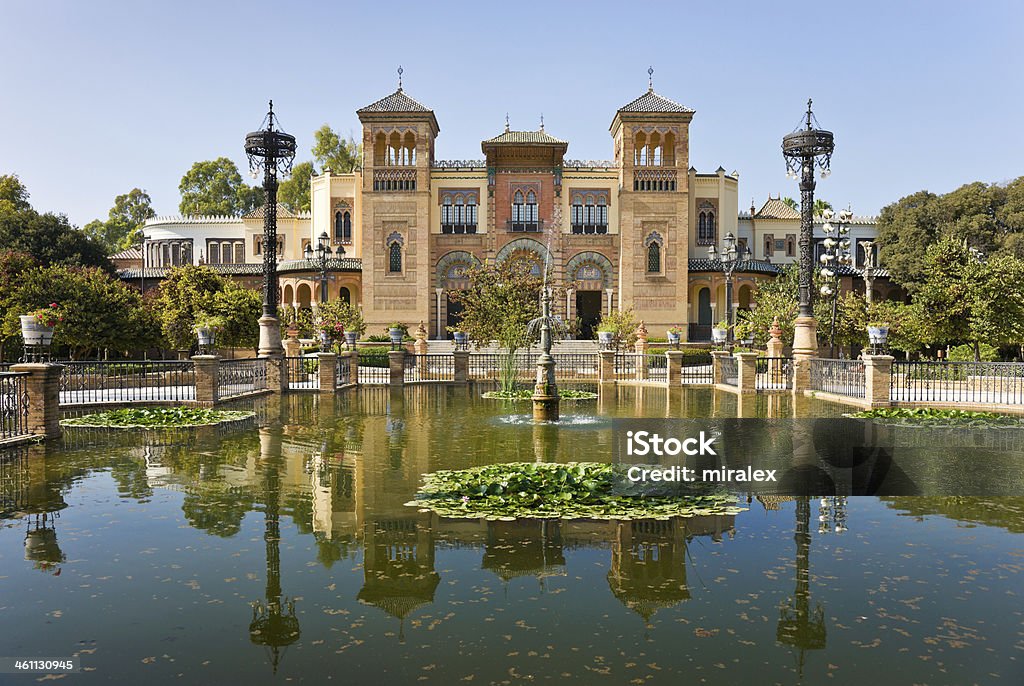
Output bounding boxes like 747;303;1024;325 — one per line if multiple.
708;232;749;345
245;101;297;357
776;497;827;681
783;99;834;360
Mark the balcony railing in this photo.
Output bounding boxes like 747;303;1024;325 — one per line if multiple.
570;224;608;234
373;168;416;192
506;219;543;233
633;169;677;192
441;224;478;234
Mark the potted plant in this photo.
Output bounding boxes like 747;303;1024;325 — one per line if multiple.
666;325;684;346
867;321;890;348
387;322;406;348
596;322;615;349
340;305;366;349
21;303;62;346
734;321;754;347
711;320;729;344
193;313;226;350
451;330;468;349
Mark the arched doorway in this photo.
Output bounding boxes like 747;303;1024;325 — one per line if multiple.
339;287;351;304
446;295;464;336
565;251;612;340
575;292;602;339
698;288;712;325
296;282;313;311
738;285;752;311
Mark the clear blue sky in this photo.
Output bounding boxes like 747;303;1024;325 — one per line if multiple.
2;0;1021;227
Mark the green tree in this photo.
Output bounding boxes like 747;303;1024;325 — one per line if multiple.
737;265;832;347
596;309;639;351
0;207;111;270
155;265;260;351
448;260;543;392
278;161;316;213
813;199;833;216
178;158;264;216
0;174;31;214
83;188;157;254
2;265;161;358
0;250;38;359
781;197;798;211
312;125;361;173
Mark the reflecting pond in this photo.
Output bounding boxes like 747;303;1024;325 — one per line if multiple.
1;386;1022;684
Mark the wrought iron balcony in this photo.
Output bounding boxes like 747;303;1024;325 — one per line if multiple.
506;219;543;233
570;224;608;235
633;169;677;192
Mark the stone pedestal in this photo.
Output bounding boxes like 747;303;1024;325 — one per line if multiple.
735;351;758;394
317;352;337;392
767;316;786;378
388;350;406;386
634;338;648;381
10;363;63;439
665;350;682;387
599;350;616;384
283;336;301;360
347;351;359;385
258;315;284;357
791;316;818;394
453;350;469;383
532;359;559;421
192;355;220;406
863;354;894;408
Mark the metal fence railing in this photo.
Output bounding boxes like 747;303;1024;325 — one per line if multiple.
404;354;455;382
286;356;318;390
719;357;739;387
809;359;865;399
553;353;599;380
0;372;31;441
891;360;1024;405
218;359;267;400
358;350;391;385
60;360;196;406
468;352;599;382
756;357;792;390
336;355;351;387
679;352;713;385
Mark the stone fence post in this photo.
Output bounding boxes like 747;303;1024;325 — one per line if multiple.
735;351;758;394
263;355;284;393
665;351;682;386
599;350;616;384
453;350;469;383
863;354;894;408
389;349;406;387
192;355;220;406
634;337;648;381
10;362;63;439
317;352;337;392
710;350;730;386
348;350;359;385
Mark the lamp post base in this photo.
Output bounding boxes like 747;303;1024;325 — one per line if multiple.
258;315;284;357
792;316;818;360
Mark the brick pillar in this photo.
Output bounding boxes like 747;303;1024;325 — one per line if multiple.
389;350;406;387
665;351;682;386
192;355;220;406
317;352;337;393
599;350;616;384
634;338;648;381
710;350;730;386
263;355;284;393
453;350;469;384
10;363;62;439
348;350;359;385
735;351;758;394
863;354;894;408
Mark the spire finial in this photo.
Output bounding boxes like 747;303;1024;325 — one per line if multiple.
505;113;510;133
806;98;813;129
397;65;403;90
540;113;544;131
648;66;654;91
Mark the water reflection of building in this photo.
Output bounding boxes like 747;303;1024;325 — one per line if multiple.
482;520;566;585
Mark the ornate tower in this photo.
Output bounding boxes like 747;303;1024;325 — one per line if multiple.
356;70;440;331
610;71;694;335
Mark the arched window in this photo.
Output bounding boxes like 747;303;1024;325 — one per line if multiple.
526;191;537;229
339;287;351;304
466;196;477;233
511;191;525;231
647;241;661;273
388;241;402;273
454;195;465;228
597;197;607;234
335;211;344;240
571;194;583;231
441;196;452;230
343;211;352;243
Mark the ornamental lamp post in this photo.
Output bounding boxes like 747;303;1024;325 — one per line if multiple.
708;232;748;346
304;231;339;306
782;99;834;361
818;208;853;358
245;101;297;357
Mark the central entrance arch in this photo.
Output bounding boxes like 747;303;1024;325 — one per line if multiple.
575;291;602;339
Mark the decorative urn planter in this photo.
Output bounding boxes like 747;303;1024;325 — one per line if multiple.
666;331;682;346
195;327;216;349
711;327;728;344
867;325;889;347
597;331;614;349
20;315;54;346
453;331;468;350
739;336;755;347
319;331;332;351
388;327;404;348
344;331;358;349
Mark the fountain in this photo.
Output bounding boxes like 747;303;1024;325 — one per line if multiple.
529;287;562;420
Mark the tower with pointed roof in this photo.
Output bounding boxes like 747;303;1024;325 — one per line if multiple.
356;68;440;329
609;69;695;334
